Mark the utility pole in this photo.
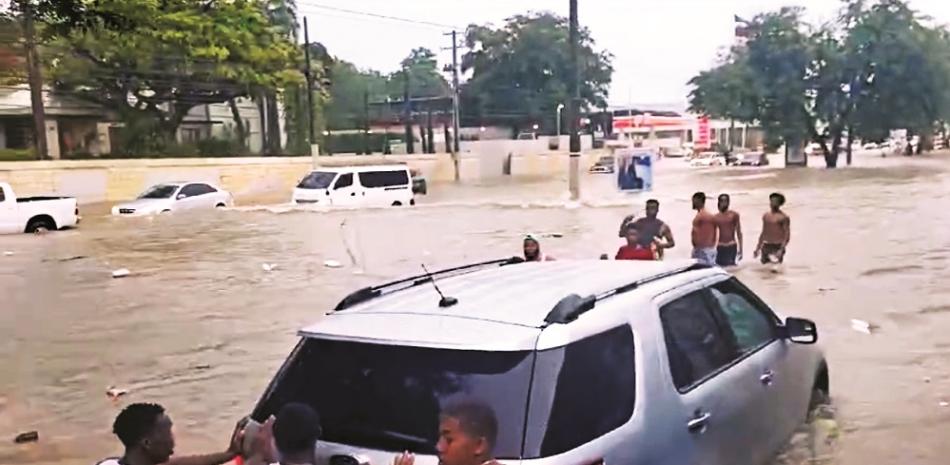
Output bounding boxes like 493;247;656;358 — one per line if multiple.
403;71;414;154
445;30;462;181
568;0;581;200
21;1;47;159
363;88;370;154
303;17;316;154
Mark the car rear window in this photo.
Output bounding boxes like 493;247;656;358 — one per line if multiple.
298;171;337;189
252;338;534;459
359;170;409;188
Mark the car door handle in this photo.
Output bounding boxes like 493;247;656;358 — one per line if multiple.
687;411;711;433
760;370;775;385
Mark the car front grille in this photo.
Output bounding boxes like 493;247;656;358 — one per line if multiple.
119;208;136;214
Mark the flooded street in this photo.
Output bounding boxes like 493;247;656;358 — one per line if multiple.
3;152;950;465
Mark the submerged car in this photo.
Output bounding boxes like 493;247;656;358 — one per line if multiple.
689;151;726;167
249;259;828;465
111;182;233;216
729;152;770;167
589;155;615;174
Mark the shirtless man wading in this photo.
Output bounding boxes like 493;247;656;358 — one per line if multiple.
714;194;743;267
690;192;718;266
755;192;791;264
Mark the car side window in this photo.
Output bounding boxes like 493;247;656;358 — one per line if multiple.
194;184;217;195
178;184;199;198
180;184;215;197
334;173;353;190
660;291;738;391
0;188;5;202
708;279;777;354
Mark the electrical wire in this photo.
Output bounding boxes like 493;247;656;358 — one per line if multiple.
295;1;460;30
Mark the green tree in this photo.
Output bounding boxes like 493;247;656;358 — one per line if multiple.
689;0;950;167
387;47;450;99
460;12;613;133
43;0;300;151
325;60;388;131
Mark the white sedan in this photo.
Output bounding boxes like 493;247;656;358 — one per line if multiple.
112;182;233;216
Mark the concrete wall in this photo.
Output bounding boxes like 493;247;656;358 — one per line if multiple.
0;144;604;204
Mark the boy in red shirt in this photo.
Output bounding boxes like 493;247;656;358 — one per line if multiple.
616;224;657;261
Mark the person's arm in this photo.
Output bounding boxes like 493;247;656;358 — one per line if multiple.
619;214;635;237
166;419;245;465
166;452;237;465
659;224;675;250
783;215;791;248
754;214;766;257
711;215;719;247
735;213;744;257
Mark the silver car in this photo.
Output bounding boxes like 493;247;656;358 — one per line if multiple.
250;260;828;465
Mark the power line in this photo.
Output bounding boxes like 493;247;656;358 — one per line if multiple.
295;1;461;30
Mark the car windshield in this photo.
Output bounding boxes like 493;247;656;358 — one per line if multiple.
252;338;534;459
138;184;179;199
297;171;336;189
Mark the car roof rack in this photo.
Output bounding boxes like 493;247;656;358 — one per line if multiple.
333;257;523;311
544;262;710;325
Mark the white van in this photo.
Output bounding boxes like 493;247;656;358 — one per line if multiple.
292;165;415;208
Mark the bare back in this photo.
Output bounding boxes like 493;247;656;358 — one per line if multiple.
692;210;718;248
761;210;790;245
714;211;740;245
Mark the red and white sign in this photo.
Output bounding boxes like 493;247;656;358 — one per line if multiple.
696;116;711;149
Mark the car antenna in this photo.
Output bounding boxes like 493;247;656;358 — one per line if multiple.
421;264;458;308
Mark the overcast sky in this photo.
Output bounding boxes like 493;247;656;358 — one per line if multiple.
298;0;950;108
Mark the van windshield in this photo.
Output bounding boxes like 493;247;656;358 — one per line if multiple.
297;172;336;189
251;338;533;459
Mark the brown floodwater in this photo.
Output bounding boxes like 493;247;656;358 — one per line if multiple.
2;152;950;465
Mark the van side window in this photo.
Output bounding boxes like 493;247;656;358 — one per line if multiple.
359;170;409;188
334;173;354;190
535;325;635;456
708;279;777;354
660;291;737;391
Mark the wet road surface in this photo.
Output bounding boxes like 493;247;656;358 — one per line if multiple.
3;152;950;464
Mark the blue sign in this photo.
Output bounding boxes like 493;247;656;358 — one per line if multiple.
617;149;656;192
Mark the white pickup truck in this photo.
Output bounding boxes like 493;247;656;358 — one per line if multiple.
0;182;79;234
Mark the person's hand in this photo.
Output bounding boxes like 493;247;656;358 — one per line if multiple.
246;416;276;463
393;451;415;465
229;417;250;457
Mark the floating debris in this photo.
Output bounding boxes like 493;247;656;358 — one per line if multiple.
818;287;837;292
14;431;39;444
261;263;278;272
940;401;949;408
850;319;877;334
111;268;131;279
323;260;343;269
3;251;13;256
192;364;212;371
106;386;129;399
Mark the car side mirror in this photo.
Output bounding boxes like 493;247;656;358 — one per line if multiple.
782;317;818;344
176;194;186;200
